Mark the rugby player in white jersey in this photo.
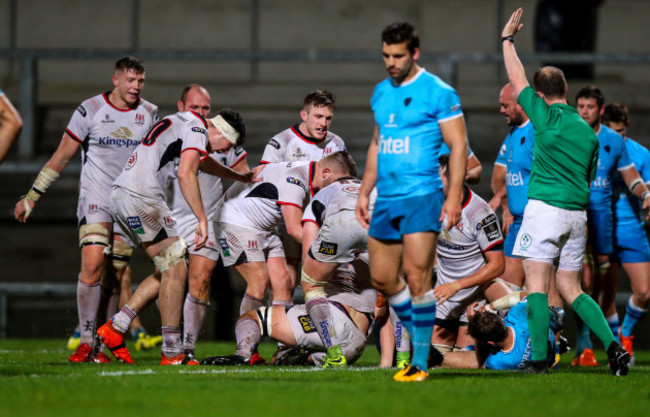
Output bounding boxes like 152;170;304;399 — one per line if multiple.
200;256;378;367
299;176;378;367
171;85;249;360
214;151;356;318
432;153;508;352
14;56;158;363
97;109;260;365
260;90;347;292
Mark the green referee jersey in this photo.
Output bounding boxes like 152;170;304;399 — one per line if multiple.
518;86;598;210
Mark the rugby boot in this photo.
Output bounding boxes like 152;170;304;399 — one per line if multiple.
66;328;81;351
135;332;163;351
97;321;134;364
323;345;348;368
514;360;549;374
394;364;428;382
619;329;635;367
161;352;199;365
570;348;598;367
200;355;249;366
91;351;112;364
396;351;410;370
69;343;93;363
272;346;311;366
249;352;267;365
607;342;630;376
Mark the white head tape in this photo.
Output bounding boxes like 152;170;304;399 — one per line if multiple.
209;115;239;145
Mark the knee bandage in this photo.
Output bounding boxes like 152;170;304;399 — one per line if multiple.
597;261;611;276
304;288;326;303
490;291;523;311
111;241;133;271
432;343;454;354
256;306;273;338
152;238;187;272
79;224;110;249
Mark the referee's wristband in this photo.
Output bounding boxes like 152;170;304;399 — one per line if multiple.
501;36;514;43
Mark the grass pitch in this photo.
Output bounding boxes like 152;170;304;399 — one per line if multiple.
1;339;648;417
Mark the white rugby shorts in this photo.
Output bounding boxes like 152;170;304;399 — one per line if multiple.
512;199;587;271
215;222;284;267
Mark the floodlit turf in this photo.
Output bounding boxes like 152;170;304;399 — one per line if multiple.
1;339;648;417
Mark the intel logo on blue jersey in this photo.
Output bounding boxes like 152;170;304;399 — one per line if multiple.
506;171;526;186
378;135;410;154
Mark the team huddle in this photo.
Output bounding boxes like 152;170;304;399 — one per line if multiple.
12;8;646;381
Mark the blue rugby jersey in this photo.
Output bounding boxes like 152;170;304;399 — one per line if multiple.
371;68;463;199
494;121;535;218
589;125;633;209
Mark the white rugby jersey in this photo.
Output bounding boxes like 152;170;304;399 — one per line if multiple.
112;111;208;201
326;254;377;314
303;178;376;227
260;125;346;164
66;92;158;194
171;145;247;225
436;186;504;284
216;161;314;232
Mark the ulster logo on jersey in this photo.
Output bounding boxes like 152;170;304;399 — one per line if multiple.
135;113;145;126
88;203;98;215
163;216;176;228
125;152;137;170
247;240;259;252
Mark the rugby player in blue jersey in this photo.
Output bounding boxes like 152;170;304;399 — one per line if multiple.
356;22;468;382
490;83;535;288
603;103;650;366
574;86;650;367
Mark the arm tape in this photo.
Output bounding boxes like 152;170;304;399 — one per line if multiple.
629;177;644;194
26;166;60;203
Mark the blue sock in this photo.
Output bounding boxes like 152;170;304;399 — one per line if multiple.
606;313;620;343
621;297;647;337
574;312;593;355
411;290;436;370
387;287;414;337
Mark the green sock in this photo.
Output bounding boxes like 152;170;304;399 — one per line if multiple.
571;293;616;349
526;293;549;361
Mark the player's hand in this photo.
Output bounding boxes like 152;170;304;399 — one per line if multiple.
439;199;462;230
502;8;524;38
642;193;650;220
488;194;501;212
355;193;371;229
501;210;514;237
434;281;462;305
242;164;265;183
194;219;208;250
14;197;35;223
466;301;486;320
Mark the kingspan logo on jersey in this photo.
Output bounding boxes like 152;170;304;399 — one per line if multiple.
377;135;409;154
99;127;142;148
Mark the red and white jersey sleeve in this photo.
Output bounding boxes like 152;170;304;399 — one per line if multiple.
216;161;312;232
436;187;504;282
113;111;208;202
66;93;158;196
260;125;346;164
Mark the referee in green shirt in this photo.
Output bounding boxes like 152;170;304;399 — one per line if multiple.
500;8;630;375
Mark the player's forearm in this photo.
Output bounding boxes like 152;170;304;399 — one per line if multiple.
359;135;378;197
457;258;504;291
199;157;244;182
502;42;528;95
178;170;207;223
